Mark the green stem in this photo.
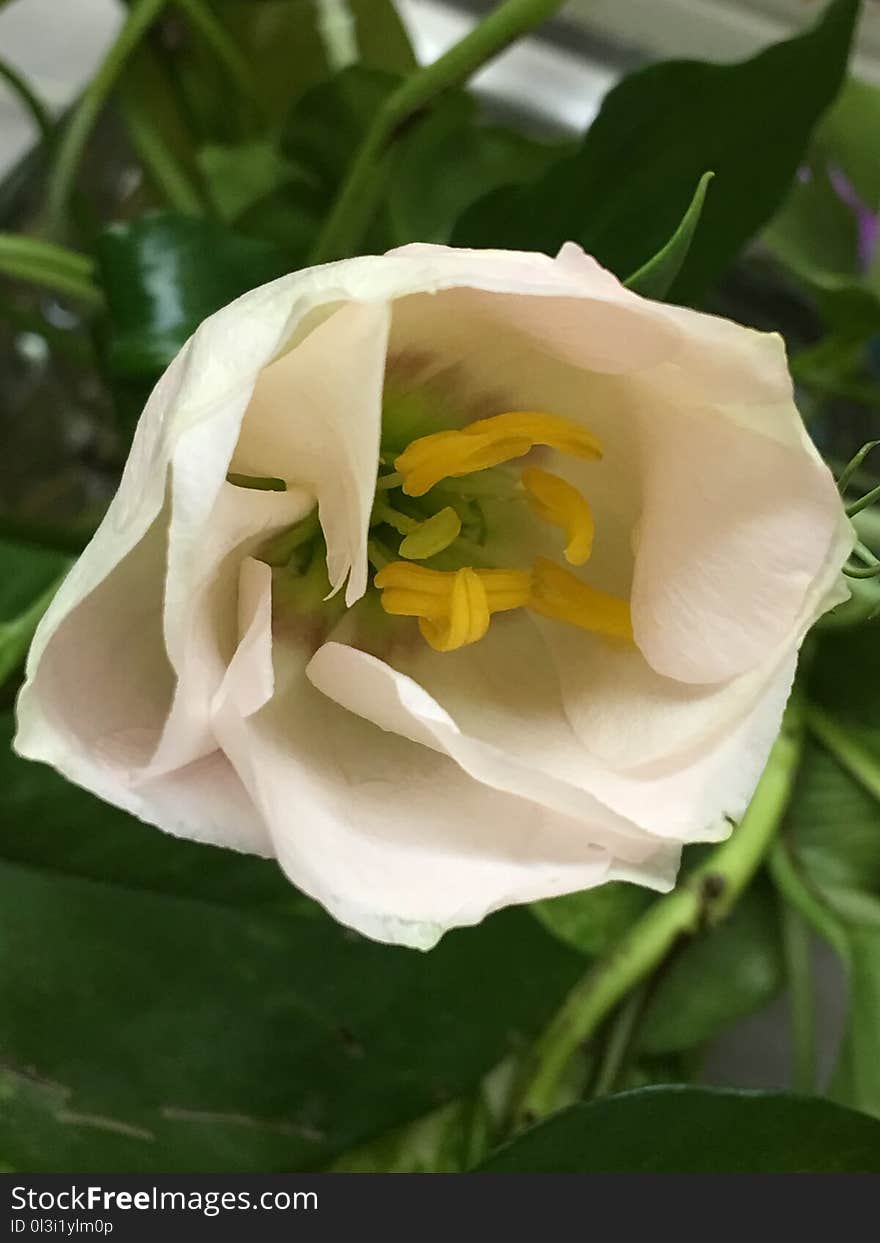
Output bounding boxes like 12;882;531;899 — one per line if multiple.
0;57;53;144
837;440;880;493
780;898;816;1094
45;0;172;234
844;542;880;579
0;234;102;306
509;708;803;1130
805;703;880;804
309;0;566;263
847;483;880;518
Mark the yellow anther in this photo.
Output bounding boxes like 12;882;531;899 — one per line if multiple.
395;410;602;497
375;562;531;652
528;557;632;641
521;467;594;566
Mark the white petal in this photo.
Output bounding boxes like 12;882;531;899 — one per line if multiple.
311;608;793;849
630;389;849;683
308;631;682;865
212;632;676;948
145;484;313;778
231;299;391;604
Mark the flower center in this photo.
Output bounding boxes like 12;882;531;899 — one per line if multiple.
248;404;632;653
370;409;631;652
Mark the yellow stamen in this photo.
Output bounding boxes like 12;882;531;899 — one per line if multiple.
521;467;594;566
395;410;602;497
375;561;531;652
528;557;632;641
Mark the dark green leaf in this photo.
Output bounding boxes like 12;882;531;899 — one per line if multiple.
637;882;784;1054
279;65;400;256
476;1086;880;1172
532;883;651;958
625;171;713;299
94;212;287;379
453;0;859;303
281;65;398;202
0;719;584;1172
388;93;569;245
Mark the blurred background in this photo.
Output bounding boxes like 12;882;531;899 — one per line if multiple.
3;1;879;175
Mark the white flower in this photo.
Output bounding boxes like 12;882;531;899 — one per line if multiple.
14;243;852;949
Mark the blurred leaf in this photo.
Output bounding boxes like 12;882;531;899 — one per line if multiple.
453;0;859;304
281;64;397;201
94;211;286;379
347;0;417;75
532;883;652;958
775;622;880;1117
763;74;880;334
279;64;400;255
0;541;69;626
476;1087;880;1172
764;168;880;335
0;542;70;688
0;719;584;1172
767;164;862;282
819;76;880;210
196;140;312;221
388;93;569;245
637;882;784;1055
625;171;713;299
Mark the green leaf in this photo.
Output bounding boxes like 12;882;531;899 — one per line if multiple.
0;541;69;627
281;65;398;203
819;76;880;210
764;164;880;336
637;881;784;1055
388;92;569;245
476;1086;880;1172
94;212;287;379
278;65;400;255
775;622;880;1118
0;719;584;1172
762;74;880;334
196;140;312;222
453;0;859;303
347;0;417;75
532;883;652;958
625;172;713;299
